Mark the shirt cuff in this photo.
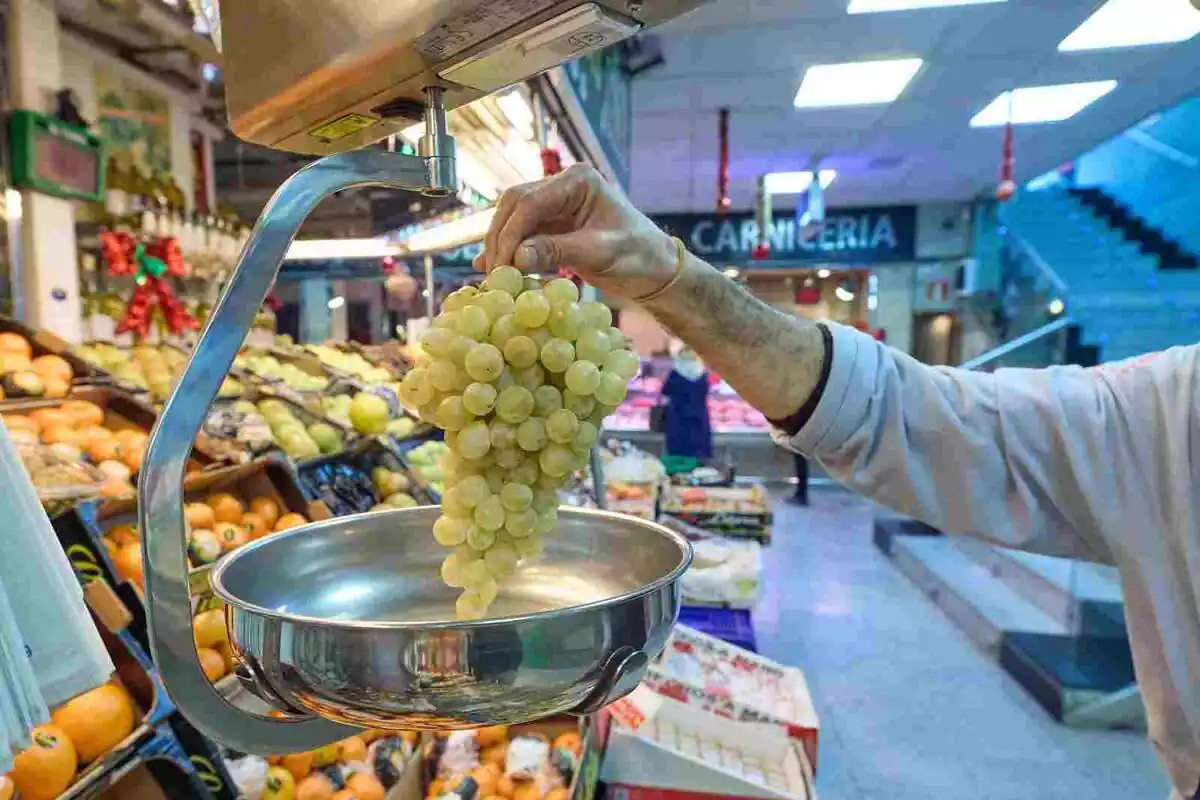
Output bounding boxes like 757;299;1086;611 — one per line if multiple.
769;323;880;457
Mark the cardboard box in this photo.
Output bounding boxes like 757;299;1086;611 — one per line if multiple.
644;625;819;772
601;691;815;800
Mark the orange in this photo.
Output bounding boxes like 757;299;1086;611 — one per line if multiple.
61;400;104;427
100;480;133;498
198;647;227;682
552;732;581;757
115;542;144;588
0;332;31;359
88;436;123;463
28;408;71;430
75;425;112;447
31;355;72;383
214;522;249;552
263;766;297;800
331;792;357;800
481;743;507;768
42;375;69;398
114;428;147;448
281;751;314;781
10;725;76;800
495;774;517;798
338;735;367;764
345;773;385;800
470;764;500;797
50;683;136;764
193;609;227;648
41;424;81;446
297;774;336;800
274;512;308;532
545;790;569;800
476;725;509;747
310;742;340;768
208;493;244;524
511;783;540;800
122;440;146;472
250;496;281;529
217;641;238;672
185;503;217;530
3;414;38;433
0;775;14;800
240;511;269;540
108;523;139;546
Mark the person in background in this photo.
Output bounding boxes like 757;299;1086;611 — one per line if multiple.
475;165;1200;800
661;346;713;464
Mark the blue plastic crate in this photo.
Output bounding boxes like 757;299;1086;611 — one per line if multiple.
678;606;757;652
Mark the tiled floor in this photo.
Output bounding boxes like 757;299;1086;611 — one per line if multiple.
755;487;1170;800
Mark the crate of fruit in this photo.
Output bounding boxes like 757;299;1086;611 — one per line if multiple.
233;346;332;406
659;482;773;543
0;314;110;392
3;388;223;502
203;386;355;463
389;433;448;500
296;437;429;517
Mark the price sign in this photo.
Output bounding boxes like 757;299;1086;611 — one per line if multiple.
9;109;106;202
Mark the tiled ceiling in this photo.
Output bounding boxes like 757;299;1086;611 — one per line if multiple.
628;0;1200;212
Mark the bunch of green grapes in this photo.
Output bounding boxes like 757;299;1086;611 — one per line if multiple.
398;267;640;620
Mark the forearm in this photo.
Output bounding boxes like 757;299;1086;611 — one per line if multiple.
640;251;826;421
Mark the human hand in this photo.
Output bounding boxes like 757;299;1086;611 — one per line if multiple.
473;165;679;300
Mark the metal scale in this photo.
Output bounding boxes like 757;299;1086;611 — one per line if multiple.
140;1;705;753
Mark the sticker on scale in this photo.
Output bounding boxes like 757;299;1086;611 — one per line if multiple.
414;0;560;61
310;113;378;143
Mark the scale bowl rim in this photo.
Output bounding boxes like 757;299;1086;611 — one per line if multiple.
208;504;693;631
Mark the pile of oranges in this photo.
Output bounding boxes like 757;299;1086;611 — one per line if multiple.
426;726;582;800
4;400;148;497
3;682;137;800
0;332;74;399
260;732;396;800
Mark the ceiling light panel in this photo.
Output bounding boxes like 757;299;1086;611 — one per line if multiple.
1059;0;1200;52
848;0;1005;13
793;59;924;108
969;81;1118;127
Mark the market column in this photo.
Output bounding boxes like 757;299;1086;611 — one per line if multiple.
298;278;332;344
6;0;84;342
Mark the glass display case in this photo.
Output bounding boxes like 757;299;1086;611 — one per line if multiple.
607;356;769;434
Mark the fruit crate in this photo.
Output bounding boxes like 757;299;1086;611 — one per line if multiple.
163;713;240;800
0;313;111;385
205;383;357;464
234;345;335;408
296;437;432;516
677;606;757;653
81;735;222;800
387;431;448;501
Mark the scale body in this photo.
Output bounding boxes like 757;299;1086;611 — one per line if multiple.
140;0;704;754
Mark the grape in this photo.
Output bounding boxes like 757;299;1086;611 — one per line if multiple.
435;396;472;431
514;290;551;327
485;544;519;575
540;339;575;373
582;301;612;330
476;577;499;607
602;350;641;381
460;558;490;588
417;402;439;424
545;409;579;444
442;289;473;312
442;486;471;518
443;429;459;450
448;334;474;366
563;390;596;419
474;495;506;531
574;328;611;364
514;364;545;391
493;447;522;469
495;370;516;392
489;314;520;349
594;371;628;405
539;443;576;477
589;403;617;427
532;488;559;512
485;465;508;493
548;302;585;340
536;506;558;533
465;343;504;382
489;422;517;450
564;361;601;396
533;385;563;417
500;482;533;511
463;382;498;415
457;421;491;460
456;306;490;339
433;516;469;546
524;276;542;292
453;370;475;392
478;289;516;321
511;459;540;486
573;420;599;453
441;553;465;587
467;523;497;550
504;507;537;537
456;591;487;620
545;278;579;306
504;335;539;368
514;532;544;560
516;417;548;451
457;475;491;507
495;386;534;424
528;327;552;348
421;328;458;358
399;368;434;408
485;265;525;296
607;326;628;351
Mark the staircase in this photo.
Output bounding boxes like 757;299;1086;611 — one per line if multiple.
1003;187;1200;363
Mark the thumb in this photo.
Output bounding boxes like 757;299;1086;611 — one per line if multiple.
514;232;602;275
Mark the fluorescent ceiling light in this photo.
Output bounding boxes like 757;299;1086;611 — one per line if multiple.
763;170;837;195
970;81;1118;127
1058;0;1200;52
284;238;402;261
849;0;1005;12
497;90;535;138
400;208;497;254
793;59;923;108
